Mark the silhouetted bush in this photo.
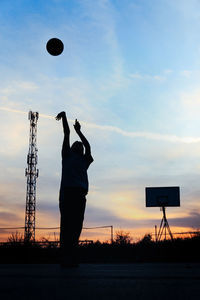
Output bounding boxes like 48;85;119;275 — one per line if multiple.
114;230;132;245
7;232;24;245
0;234;200;263
138;233;152;244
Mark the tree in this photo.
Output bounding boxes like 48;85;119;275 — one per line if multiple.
114;230;132;245
139;233;152;244
7;231;24;244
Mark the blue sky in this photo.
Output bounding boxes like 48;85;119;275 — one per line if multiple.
1;0;200;241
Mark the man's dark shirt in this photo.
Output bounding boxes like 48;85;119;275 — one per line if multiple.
60;149;93;193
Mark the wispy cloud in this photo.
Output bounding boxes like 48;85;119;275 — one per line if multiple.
129;73;143;79
1;0;200;239
164;69;173;74
0;106;55;120
81;0;127;92
1;106;200;144
179;89;200;122
169;210;200;228
82;121;200;143
180;70;192;78
0;80;38;101
129;72;166;82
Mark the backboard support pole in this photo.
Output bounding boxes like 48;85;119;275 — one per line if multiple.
157;207;173;241
155;225;158;242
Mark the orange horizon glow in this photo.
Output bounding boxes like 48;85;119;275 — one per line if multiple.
0;226;198;243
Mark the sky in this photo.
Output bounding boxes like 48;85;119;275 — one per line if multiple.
0;0;200;242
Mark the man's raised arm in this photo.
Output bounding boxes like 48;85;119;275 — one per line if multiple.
56;111;70;135
74;119;91;155
56;111;70;156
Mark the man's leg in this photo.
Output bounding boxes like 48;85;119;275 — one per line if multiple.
70;191;86;264
59;190;65;256
59;189;76;266
74;193;86;241
59;188;87;266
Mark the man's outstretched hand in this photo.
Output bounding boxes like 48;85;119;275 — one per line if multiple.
74;119;81;132
55;111;65;121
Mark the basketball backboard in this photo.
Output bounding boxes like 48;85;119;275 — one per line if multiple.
145;186;180;207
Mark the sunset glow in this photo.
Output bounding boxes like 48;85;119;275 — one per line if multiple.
1;0;200;242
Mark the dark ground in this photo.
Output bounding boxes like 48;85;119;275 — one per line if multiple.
0;237;200;299
0;263;200;300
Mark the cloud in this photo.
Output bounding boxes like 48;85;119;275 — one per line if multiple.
1;0;200;242
37;202;59;215
1;80;38;95
129;72;166;82
85;203;200;230
2;106;200;144
82;121;200;144
81;0;127;92
129;73;143;79
86;204;200;231
164;69;173;74
0;211;22;229
169;210;200;228
0;110;28;156
169;0;200;20
180;70;192;78
85;204;151;228
181;89;200;108
178;88;200;123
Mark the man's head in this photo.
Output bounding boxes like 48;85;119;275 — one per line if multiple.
71;141;84;156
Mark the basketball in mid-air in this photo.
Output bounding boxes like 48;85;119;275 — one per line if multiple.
46;38;64;56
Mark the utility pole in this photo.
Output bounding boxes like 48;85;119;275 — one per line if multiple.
24;111;39;242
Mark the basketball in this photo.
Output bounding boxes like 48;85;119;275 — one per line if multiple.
46;38;64;56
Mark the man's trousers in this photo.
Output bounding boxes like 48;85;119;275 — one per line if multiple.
59;187;87;262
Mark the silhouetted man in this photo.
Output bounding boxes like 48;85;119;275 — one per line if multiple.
56;111;94;267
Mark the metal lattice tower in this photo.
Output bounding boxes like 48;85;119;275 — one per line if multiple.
24;111;39;242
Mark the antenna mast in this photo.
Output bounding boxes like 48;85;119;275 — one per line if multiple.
24;111;39;242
